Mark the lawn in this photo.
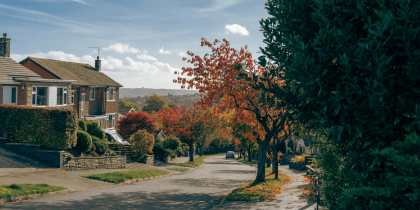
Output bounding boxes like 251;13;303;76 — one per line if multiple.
0;183;67;199
235;157;258;167
166;167;189;172
226;173;291;202
82;170;171;184
180;154;221;168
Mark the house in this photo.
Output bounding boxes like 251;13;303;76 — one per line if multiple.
16;47;122;131
153;130;168;143
0;33;74;107
118;106;135;120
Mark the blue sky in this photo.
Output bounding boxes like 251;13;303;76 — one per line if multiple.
2;0;269;89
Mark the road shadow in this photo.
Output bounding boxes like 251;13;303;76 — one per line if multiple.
170;177;250;189
212;170;255;175
0;190;220;210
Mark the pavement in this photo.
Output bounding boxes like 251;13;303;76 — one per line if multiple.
1;148;316;209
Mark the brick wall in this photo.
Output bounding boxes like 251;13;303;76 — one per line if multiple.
88;87;104;115
62;154;126;170
17;82;26;105
20;60;58;79
105;87;119;129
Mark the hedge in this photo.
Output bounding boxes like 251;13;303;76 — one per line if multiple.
75;130;92;153
0;104;77;150
86;121;105;140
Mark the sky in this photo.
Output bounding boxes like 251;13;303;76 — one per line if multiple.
2;0;269;89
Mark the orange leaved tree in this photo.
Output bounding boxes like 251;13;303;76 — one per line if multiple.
175;38;289;182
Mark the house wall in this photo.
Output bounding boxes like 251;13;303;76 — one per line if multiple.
25;82;72;107
89;87;104;115
105;87;119;130
20;60;58;79
17;82;26;105
77;87;90;119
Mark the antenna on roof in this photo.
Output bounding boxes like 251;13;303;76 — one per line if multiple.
88;47;100;57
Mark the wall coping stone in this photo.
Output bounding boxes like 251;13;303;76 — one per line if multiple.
70;155;125;159
6;143;43;147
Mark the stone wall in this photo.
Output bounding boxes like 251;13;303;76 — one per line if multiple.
0;137;126;169
62;154;126;170
143;155;154;165
279;154;295;165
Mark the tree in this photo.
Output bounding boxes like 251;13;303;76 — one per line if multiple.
119;98;141;111
175;38;290;182
129;129;154;160
259;0;420;208
117;111;156;139
142;94;169;113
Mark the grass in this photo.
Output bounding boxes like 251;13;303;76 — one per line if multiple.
81;170;171;184
226;173;291;202
180;154;221;168
235;158;277;174
166;167;190;172
0;183;67;199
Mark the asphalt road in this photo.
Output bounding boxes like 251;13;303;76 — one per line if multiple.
1;156;256;210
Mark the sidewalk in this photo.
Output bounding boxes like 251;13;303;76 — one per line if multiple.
211;165;317;210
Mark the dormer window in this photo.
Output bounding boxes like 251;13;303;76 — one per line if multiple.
90;88;95;100
107;87;116;101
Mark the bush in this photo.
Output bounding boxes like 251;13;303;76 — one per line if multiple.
166;149;176;158
91;136;108;155
75;130;92;153
290;154;305;165
0;105;77;150
175;146;184;157
286;147;293;155
78;119;87;132
86;121;105;140
117;111;156;139
162;136;180;150
204;146;217;155
129;129;154;159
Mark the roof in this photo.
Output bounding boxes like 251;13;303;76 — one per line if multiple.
20;57;122;87
118;106;134;116
0;56;41;83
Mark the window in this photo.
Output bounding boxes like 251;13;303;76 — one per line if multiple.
32;87;47;106
108;114;115;128
71;90;75;105
57;87;67;105
107;88;116;101
11;87;17;104
90;88;95;100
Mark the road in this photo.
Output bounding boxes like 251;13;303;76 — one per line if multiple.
1;156;256;210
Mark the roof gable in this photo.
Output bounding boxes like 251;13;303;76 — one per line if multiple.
21;57;122;87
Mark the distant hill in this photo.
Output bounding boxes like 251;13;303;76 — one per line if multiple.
120;88;199;98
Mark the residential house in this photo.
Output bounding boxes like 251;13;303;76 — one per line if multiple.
19;51;122;131
118;106;135;121
153;130;168;144
0;33;74;107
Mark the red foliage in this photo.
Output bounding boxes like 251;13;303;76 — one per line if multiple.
117;111;156;139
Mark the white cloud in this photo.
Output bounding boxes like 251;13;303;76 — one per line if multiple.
177;52;187;57
136;54;158;61
70;0;90;5
103;43;144;54
200;0;241;12
11;51;93;64
225;24;249;36
158;47;171;54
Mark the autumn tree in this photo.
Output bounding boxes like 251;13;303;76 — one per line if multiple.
117;111;156;139
119;98;141;111
142;94;169;113
175;38;290;182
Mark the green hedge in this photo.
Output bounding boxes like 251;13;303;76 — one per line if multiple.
86;121;105;140
0;105;77;150
75;130;92;153
78;119;87;132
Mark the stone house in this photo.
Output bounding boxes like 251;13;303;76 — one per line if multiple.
0;33;73;107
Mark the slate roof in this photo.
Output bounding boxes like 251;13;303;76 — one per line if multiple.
0;56;41;83
118;106;135;116
20;57;122;87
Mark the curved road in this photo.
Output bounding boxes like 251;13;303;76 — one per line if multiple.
1;156;256;210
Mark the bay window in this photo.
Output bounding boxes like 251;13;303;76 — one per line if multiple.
11;87;17;104
108;114;115;128
107;88;116;101
71;90;75;105
32;87;47;106
57;87;67;105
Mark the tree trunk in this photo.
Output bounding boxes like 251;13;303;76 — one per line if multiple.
273;146;278;179
266;157;271;168
199;146;204;156
256;143;269;182
189;142;194;162
248;148;252;162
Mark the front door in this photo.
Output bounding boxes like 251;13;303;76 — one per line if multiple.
81;93;85;120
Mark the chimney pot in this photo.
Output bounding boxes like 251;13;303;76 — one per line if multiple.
0;32;10;57
95;56;101;72
3;33;7;38
97;56;99;60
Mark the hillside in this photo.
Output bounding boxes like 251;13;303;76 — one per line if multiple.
122;93;202;109
120;88;199;98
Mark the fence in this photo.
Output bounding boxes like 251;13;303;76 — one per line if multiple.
107;144;134;156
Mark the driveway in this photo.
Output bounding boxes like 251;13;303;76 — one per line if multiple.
1;156;256;210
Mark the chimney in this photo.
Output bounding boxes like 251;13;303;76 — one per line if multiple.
95;56;101;72
0;33;10;57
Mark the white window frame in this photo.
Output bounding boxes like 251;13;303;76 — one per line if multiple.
90;87;95;100
107;87;116;101
56;87;68;106
107;113;116;128
11;86;17;104
32;86;48;107
71;90;75;105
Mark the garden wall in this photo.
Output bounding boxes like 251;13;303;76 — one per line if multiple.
279;154;295;165
62;154;126;170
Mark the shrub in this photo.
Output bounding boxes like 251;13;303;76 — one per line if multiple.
91;136;108;155
176;146;184;157
117;111;156;139
129;129;154;159
0;105;77;150
78;119;87;132
86;121;105;140
286;147;293;155
162;136;180;150
75;130;92;153
204;146;217;155
290;154;305;165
